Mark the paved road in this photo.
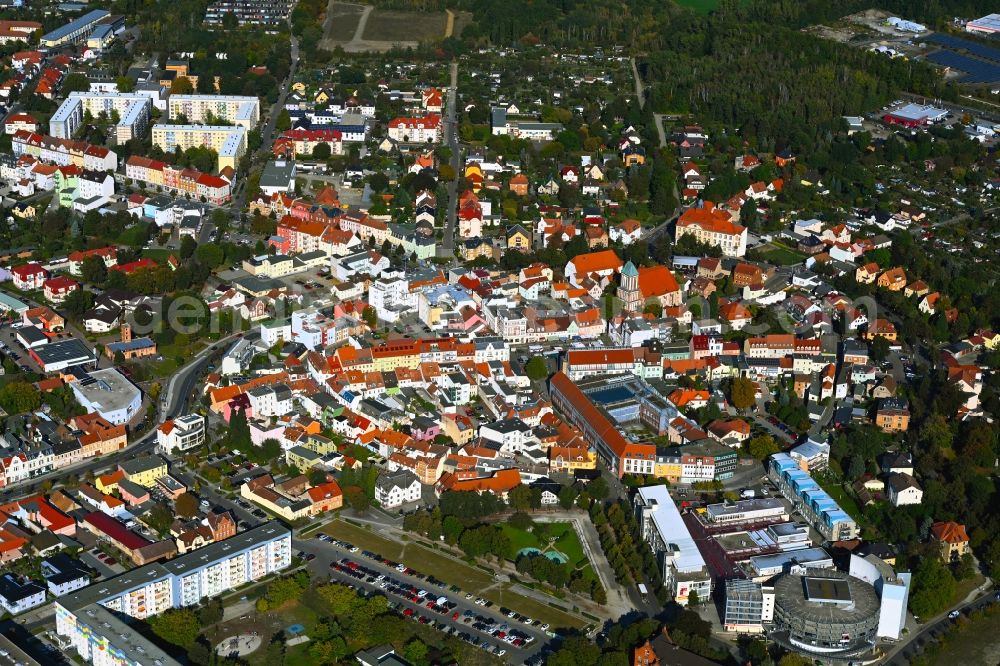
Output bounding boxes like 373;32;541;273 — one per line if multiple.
229;15;300;217
0;330;258;502
297;536;547;663
653;114;668;147
629;57;645;110
439;61;459;257
883;580;995;665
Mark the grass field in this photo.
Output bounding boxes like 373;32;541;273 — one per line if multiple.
363;9;447;42
928;603;1000;665
756;242;808;266
322;520;586;630
815;476;862;521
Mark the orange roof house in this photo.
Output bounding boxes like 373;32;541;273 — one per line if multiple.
931;521;969;561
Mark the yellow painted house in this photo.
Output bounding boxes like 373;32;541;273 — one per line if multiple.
119;455;168;488
653;455;682;482
506;225;531;251
291;81;306;93
286;445;323;471
95;469;125;494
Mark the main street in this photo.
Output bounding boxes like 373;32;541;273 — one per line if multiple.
0;330;259;502
229;17;301;218
439;61;459;257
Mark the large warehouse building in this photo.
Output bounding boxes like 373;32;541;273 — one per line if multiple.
966;13;1000;34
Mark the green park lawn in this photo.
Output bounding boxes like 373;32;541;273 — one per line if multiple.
323;520;587;629
756;242;808;266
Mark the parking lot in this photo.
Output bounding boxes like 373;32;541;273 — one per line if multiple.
301;534;548;664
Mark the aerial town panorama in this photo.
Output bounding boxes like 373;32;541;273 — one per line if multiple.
0;1;999;665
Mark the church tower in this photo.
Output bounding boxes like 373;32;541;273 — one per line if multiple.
618;261;642;313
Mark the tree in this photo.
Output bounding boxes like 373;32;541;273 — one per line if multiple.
115;76;135;93
195;243;225;268
148;608;200;647
180;235;197;260
361;306;377;329
171;77;194;94
80;255;108;284
558;485;578;510
909;556;956;617
311;142;332;160
345;486;369;513
870;335;890;363
175;492;199;518
525;356;549;381
62;73;91;94
276;110;291;132
145;502;174;536
0;382;40;414
198;598;223;626
746;435;779;460
63;288;92;318
728;377;756;411
438;163;455;181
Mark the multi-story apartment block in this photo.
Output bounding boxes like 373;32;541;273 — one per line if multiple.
50;92;152;142
769;453;858;541
168;95;260;129
387;114;441;143
156;414;206;455
205;0;293;26
55;523;291;665
549;372;656;478
151;124;247;171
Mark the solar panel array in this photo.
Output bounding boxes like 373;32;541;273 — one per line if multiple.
925;32;1000;84
926;50;1000;83
927;33;1000;62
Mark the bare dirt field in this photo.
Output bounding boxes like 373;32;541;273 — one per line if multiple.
322;2;451;52
323;1;365;43
362;8;446;42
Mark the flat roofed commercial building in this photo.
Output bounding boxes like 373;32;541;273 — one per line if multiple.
967;13;1000;34
55;523;291;665
151;124;247;171
29;338;93;372
724;578;774;634
705;498;788;525
40;9;110;47
749;546;833;580
634;484;710;605
882;103;948;127
69;367;141;425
